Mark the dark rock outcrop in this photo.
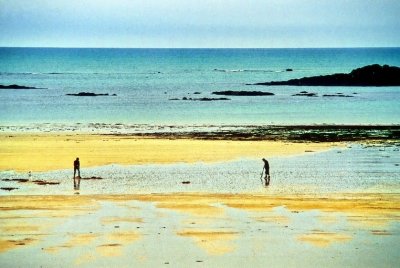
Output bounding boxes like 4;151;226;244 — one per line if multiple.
291;91;355;97
177;97;230;101
322;93;353;98
66;92;116;96
253;64;400;86
292;92;318;97
0;84;42;89
213;90;275;96
81;176;104;180
2;178;29;183
195;97;230;101
170;96;230;101
32;180;60;185
1;187;18;191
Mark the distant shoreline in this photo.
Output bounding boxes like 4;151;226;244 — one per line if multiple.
1;46;400;49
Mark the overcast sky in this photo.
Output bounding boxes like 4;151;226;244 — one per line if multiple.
1;0;399;48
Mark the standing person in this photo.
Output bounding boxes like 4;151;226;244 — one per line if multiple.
74;157;80;178
262;158;270;186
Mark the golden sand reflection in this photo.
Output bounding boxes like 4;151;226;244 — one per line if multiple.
101;216;143;224
0;216;53;253
347;214;400;229
92;231;141;258
316;214;339;225
0;195;99;253
106;231;141;244
0;237;38;253
0;193;399;256
96;243;123;257
182;217;219;227
177;230;240;255
125;193;227;218
1;221;41;233
100;193;400;231
223;202;276;211
44;233;98;254
75;252;96;265
217;194;400;229
156;203;224;217
297;231;352;247
0;195;99;211
254;214;290;225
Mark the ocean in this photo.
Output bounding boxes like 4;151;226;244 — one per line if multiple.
1;48;400;195
1;47;400;127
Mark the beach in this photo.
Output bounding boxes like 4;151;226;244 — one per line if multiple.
0;132;341;172
0;129;399;267
1;47;400;267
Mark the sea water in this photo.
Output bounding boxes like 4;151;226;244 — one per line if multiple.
1;47;400;127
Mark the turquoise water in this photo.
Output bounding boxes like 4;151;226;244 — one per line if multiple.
1;48;400;126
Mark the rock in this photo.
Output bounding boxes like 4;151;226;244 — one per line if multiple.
0;84;42;89
81;176;104;180
322;94;353;97
1;178;29;183
254;64;400;86
32;180;60;185
1;187;18;191
66;92;111;96
170;97;230;101
212;90;275;96
196;97;230;101
292;92;318;97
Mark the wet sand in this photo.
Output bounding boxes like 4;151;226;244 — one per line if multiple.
0;193;399;267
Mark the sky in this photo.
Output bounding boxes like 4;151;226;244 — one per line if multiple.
0;0;399;48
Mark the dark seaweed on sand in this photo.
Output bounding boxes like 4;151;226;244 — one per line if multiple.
109;125;400;142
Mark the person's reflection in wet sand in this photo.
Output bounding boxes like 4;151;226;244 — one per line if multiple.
74;175;81;190
73;157;81;191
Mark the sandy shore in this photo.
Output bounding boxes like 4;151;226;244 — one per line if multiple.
0;131;399;267
0;133;341;172
0;193;399;267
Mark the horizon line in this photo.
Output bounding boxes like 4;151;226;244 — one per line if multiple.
1;46;400;50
